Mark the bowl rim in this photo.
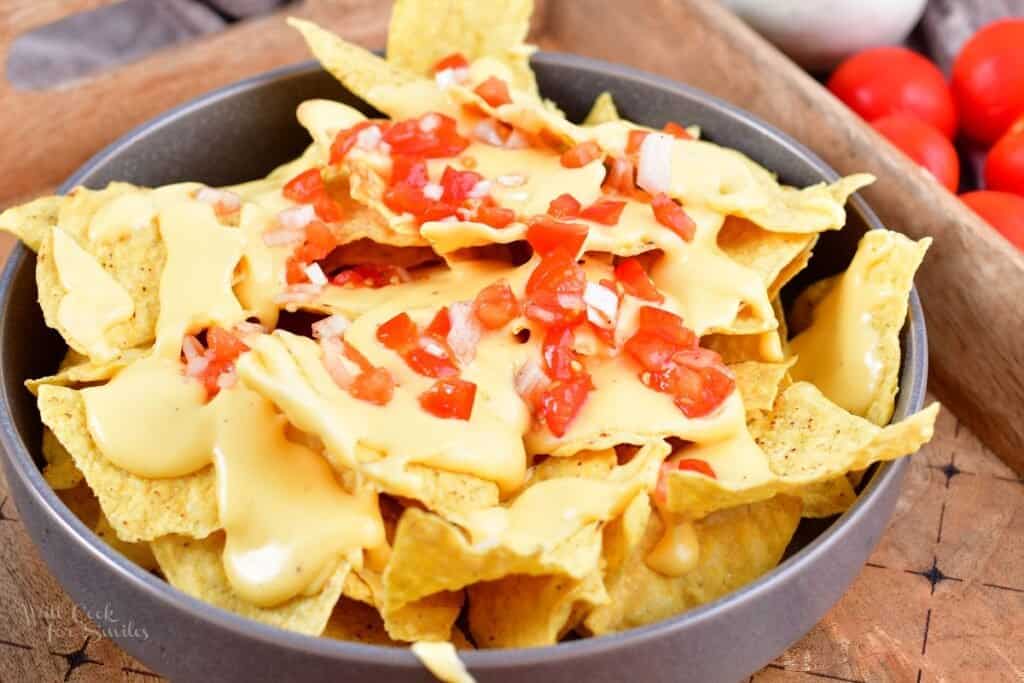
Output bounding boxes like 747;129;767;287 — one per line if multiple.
0;52;927;672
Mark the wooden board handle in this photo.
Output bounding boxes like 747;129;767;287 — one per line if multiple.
546;0;1024;473
0;0;393;207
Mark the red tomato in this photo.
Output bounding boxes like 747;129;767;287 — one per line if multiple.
614;257;663;302
675;458;716;478
560;141;602;168
383;113;469;158
548;193;582;219
207;326;248;363
330;121;380;164
626;130;649;155
636;306;697;348
474;204;516;228
419;378;477;420
432;52;469;74
960;190;1024;250
623;331;679;372
313;193;344;223
602;156;637;196
425;307;451;338
952;19;1024;144
537;374;593;437
474;76;513;107
332;264;407;288
349;368;395;406
580;199;626;225
285;257;307;285
283;168;325;203
295;222;339;263
376;312;418;350
872;114;960;192
343;341;375;373
828;47;957;139
526;217;589;257
391;155;429;188
984;128;1024;196
650;192;696;241
524;250;587;326
542;326;577;380
643;349;733;419
440;166;483;202
662;121;692;140
404;344;459;378
473;281;519;329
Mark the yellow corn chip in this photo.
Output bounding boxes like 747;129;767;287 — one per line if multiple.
324;597;403;645
663;382;939;519
798;476;858;518
530;449;617;483
717;216;817;296
152;533;346;636
788;275;836;336
583;92;620;125
584;495;801;634
56;483;158;570
42;427;83;490
38;385;219;542
0;194;63;252
386;0;537;93
730;360;794;415
791;230;931;425
384;590;465;643
398;465;501;517
26;350;138;396
703;330;786;364
468;570;607;648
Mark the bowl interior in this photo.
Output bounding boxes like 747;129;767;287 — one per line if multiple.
0;55;922;667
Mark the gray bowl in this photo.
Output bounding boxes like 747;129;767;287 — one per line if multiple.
0;54;927;683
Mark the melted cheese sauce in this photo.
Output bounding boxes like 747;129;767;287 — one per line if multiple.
645;511;700;577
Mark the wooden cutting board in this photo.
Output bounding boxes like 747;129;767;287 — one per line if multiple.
0;1;1021;681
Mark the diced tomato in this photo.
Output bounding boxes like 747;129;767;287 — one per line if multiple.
542;326;577;380
548;193;582;219
432;52;469;74
440;166;484;202
624;331;680;372
473;76;513;107
580;199;626;225
332;264;408;289
643;348;734;418
185;327;248;399
391;155;429;188
426;307;452;338
626;130;649;155
383;113;469;158
330;121;381;165
419;378;477;420
636;306;697;348
376;313;419;350
676;458;716;478
207;326;248;362
349;367;395;406
588;277;621;347
524;249;587;326
602;156;636;195
614;257;663;302
475;203;516;228
560;140;602;168
538;374;593;437
526;217;589;257
473;280;519;329
662;121;692;140
651;192;695;241
404;341;459;378
383;182;431;218
286;256;307;285
295;222;338;263
343;341;375;373
283;169;325;203
313;193;344;223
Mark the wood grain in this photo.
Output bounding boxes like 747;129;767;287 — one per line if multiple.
544;0;1024;477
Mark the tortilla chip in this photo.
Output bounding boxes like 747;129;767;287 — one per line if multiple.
530;449;617;482
384;590;464;643
789;275;836;336
38;385;219;542
26;350;138;395
42;427;83;490
703;330;785;364
55;483;158;569
663;382;939;519
468;569;607;648
324;597;403;645
399;465;501;516
717;216;817;296
739;173;875;234
386;0;537;94
0;194;63;252
798;476;858;518
790;231;930;425
152;533;346;636
584;494;801;634
730;360;794;415
583;92;620;125
411;641;475;683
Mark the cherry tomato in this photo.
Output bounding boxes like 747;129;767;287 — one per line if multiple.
828;47;957;139
473;281;519;329
419;378;477;420
349;368;395;406
960;190;1024;251
560;140;602;168
872;114;960;192
984;128;1024;196
580;199;626;225
526;217;589;257
952;19;1024;144
473;76;513;107
614;257;663;302
650;192;696;241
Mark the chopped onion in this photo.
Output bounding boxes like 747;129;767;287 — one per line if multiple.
273;283;323;305
503;130;529;149
195;187;241;215
185;353;209;378
515;359;550;404
216;367;238;390
419;113;442;132
355;125;382;150
524;303;558;325
473;119;504;147
277;204;317;231
319;335;354;389
181;334;204;363
262;228;304;247
637;132;673;194
422;182;444;201
304;263;328;286
468;179;492;199
447;301;481;364
233;321;266;337
311;314;350;340
584;282;619;328
556;292;585;311
496;173;527;187
435;67;468;89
